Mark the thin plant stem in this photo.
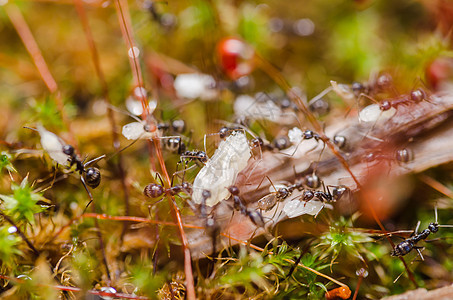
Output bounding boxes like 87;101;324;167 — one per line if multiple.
73;0;131;240
5;3;78;150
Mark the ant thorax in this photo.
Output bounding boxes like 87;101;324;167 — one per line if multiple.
192;131;251;207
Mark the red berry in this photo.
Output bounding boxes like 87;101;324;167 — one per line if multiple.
217;37;255;80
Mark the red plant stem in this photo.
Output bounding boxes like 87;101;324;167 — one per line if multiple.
153;138;196;300
113;0;150;119
5;3;77;149
53;213;204;240
0;274;149;299
419;174;453;199
352;275;364;300
254;54;417;286
109;1;194;295
73;0;131;232
5;4;57;93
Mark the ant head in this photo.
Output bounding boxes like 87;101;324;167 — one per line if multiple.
219;127;230;139
63;145;75;156
309;98;330;116
228;185;240;196
428;222;439;233
247;210;265;228
196;151;208;163
85;167;101;188
279;98;292;109
332;185;349;201
202;189;211;199
303;130;314;139
380;100;391;111
143;123;152;133
376;73;393;90
303;190;314;201
249;137;263;149
171;119;186;133
277;187;290;198
182;182;192;194
144;183;164;198
273;136;290;150
333;135;346;149
351;81;365;97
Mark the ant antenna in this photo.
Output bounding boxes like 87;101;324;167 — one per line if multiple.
307;86;332;107
23;126;38;132
435;206;438;224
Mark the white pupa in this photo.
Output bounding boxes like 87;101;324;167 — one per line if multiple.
359;103;396;123
234;94;282;122
283;199;325;218
36;124;70;166
121;121;156;140
174;73;218;100
192;131;251;207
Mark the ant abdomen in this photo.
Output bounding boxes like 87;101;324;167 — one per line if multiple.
144;183;164;198
247;210;265;228
85;167;101;188
391;240;413;257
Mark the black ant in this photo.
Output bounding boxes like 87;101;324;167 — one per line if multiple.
390;207;452;259
180;150;208;164
198;189;220;261
143;177;192;200
257;180;304;211
142;0;177;30
157;119;186;134
29;125;105;208
300;129;322;143
332;72;395;104
227;186;265;228
249;136;291;152
300;183;349;203
363;148;413;164
379;88;429;112
63;145;105;201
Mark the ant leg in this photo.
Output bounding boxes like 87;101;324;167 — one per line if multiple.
314;203;325;218
172;164;197;178
81;176;94;212
155;173;165;187
413;221;421;236
434;206;438;223
84;154;107;167
414;247;425;261
107;138;141;161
